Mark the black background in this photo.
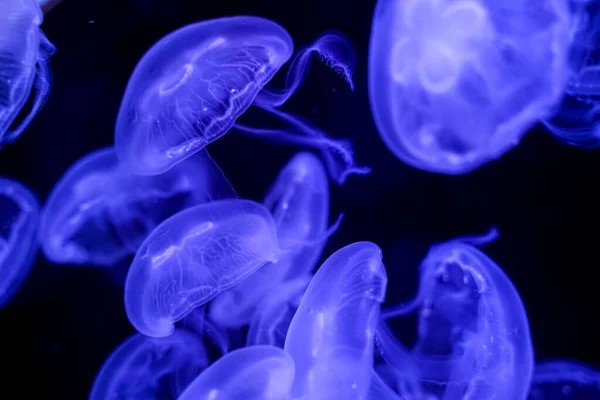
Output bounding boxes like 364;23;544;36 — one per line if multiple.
0;0;598;398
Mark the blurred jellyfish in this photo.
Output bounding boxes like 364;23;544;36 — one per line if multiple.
209;152;332;328
246;275;310;348
542;1;600;147
124;199;285;337
89;330;208;400
178;345;295;400
528;360;600;399
377;236;534;399
285;242;388;399
0;0;54;146
39;147;234;267
369;0;572;174
115;15;368;184
0;177;39;308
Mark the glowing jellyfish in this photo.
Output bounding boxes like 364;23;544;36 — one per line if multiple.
528;360;600;399
124;199;284;337
115;15;368;184
89;330;208;400
0;0;54;146
178;345;295;400
209;152;331;328
39;147;234;267
377;237;534;399
0;177;39;308
246;275;310;348
284;242;388;399
369;0;572;174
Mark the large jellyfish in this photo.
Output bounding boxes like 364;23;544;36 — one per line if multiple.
178;345;295;400
209;152;331;328
124;199;285;337
285;242;388;399
0;0;54;146
376;235;534;399
528;360;600;399
115;15;369;184
369;0;572;174
89;330;208;400
0;177;40;308
39;147;234;267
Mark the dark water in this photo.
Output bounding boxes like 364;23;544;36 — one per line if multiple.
0;0;598;398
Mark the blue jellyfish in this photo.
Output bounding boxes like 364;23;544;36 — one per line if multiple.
542;1;600;148
39;147;234;267
377;236;534;399
0;177;39;308
89;330;208;400
124;199;285;337
178;345;295;400
115;15;369;184
369;0;572;174
0;0;54;146
209;152;333;328
528;360;600;399
246;275;310;348
284;242;388;399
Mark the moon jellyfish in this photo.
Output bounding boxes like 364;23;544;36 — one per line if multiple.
124;199;284;337
0;0;54;146
178;345;295;400
285;242;388;399
39;147;234;267
115;15;368;184
89;330;208;400
0;177;39;308
209;152;331;328
246;275;310;348
528;360;600;399
369;0;572;174
377;237;534;399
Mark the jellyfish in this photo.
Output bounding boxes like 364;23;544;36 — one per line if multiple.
0;0;54;146
209;152;331;328
39;147;234;267
124;199;285;337
284;242;388;399
376;236;534;399
369;0;573;174
528;360;600;399
0;177;40;308
89;330;208;400
246;275;310;348
114;15;369;184
178;345;295;400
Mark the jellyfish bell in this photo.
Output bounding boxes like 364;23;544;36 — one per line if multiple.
528;360;600;399
0;0;55;146
369;0;572;174
0;177;40;308
379;239;534;400
124;199;285;338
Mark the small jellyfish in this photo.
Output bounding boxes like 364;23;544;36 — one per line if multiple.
89;330;208;400
39;147;234;267
0;0;54;146
115;15;368;184
124;199;284;337
377;237;534;399
246;275;310;348
178;345;295;400
209;152;331;328
0;177;40;308
369;0;572;174
284;242;388;399
528;360;600;399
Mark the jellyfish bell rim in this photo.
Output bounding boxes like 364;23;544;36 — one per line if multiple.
114;15;295;176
